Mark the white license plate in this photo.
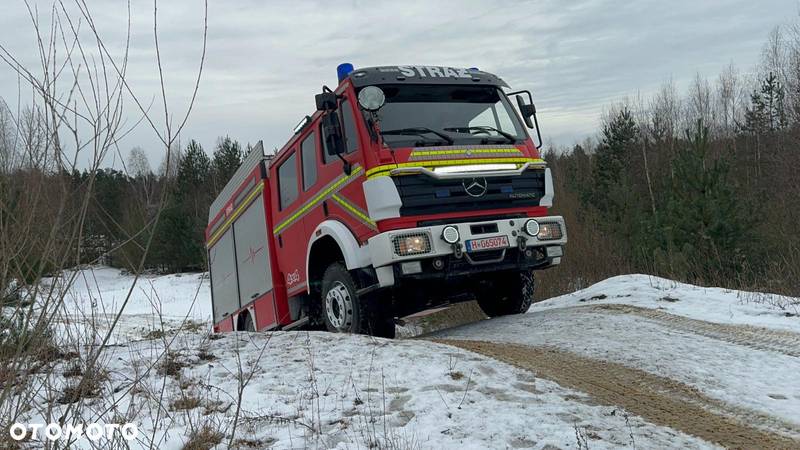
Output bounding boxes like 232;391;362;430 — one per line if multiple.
465;235;510;252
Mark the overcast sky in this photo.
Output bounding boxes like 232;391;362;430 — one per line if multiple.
1;0;797;168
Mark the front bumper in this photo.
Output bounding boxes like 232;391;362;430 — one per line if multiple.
367;216;567;287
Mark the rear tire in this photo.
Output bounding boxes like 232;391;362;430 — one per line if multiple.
240;311;255;332
475;270;535;317
321;262;395;338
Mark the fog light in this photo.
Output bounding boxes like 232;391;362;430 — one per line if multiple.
432;258;445;270
524;219;540;237
537;222;563;240
392;233;432;256
441;226;460;244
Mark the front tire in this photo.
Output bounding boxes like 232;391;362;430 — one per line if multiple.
321;262;395;338
475;270;535;317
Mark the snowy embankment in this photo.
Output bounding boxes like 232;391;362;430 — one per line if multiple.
10;267;799;449
532;273;800;332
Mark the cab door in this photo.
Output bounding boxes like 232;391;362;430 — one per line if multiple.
271;148;308;312
305;97;375;244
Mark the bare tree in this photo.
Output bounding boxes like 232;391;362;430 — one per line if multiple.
716;62;744;136
128;147;153;178
686;72;714;132
0;0;208;446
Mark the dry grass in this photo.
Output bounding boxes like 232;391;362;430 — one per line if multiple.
449;371;465;381
57;369;108;404
144;329;166;340
183;320;206;333
0;366;17;387
232;437;275;448
63;362;83;378
197;348;216;362
0;431;23;450
182;425;224;450
203;400;231;415
171;394;202;411
158;352;186;377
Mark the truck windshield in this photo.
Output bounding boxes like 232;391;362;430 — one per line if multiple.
370;85;527;147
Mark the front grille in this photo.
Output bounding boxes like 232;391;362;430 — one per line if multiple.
393;169;545;217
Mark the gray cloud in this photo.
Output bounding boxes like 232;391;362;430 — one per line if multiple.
0;0;794;167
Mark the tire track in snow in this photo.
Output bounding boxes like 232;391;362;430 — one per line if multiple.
433;339;800;449
579;304;800;357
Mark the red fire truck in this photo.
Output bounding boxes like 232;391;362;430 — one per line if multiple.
206;64;567;338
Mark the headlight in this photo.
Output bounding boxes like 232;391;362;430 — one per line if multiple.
392;233;432;256
537;222;563;240
441;226;460;244
524;219;540;237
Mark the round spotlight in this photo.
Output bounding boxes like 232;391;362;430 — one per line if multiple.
524;219;540;237
441;226;460;244
357;86;386;111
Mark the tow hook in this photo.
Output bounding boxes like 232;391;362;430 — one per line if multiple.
517;235;528;251
453;242;464;259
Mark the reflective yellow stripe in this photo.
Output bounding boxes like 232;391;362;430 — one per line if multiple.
365;158;545;179
331;194;376;228
206;181;264;248
273;165;364;235
410;148;522;157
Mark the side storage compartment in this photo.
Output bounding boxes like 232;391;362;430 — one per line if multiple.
233;190;278;330
209;229;240;325
207;141;281;332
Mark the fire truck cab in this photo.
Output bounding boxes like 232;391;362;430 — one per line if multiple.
206;64;567;338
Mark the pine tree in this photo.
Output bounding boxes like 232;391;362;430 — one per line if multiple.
589;107;638;213
149;140;212;271
176;140;211;207
211;136;242;194
742;72;788;133
656;120;756;279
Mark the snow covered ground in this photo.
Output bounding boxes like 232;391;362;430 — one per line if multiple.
41;266;212;344
435;274;800;444
7;267;800;449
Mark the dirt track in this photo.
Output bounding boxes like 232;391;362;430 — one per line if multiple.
434;339;800;449
579;303;800;357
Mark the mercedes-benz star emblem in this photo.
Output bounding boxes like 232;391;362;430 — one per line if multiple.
463;177;488;198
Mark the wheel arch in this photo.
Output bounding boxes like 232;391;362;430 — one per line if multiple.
236;308;253;331
305;220;370;295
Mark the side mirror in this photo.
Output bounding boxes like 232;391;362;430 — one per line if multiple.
516;95;536;129
315;92;338;111
509;90;543;149
322;112;351;175
322;113;345;156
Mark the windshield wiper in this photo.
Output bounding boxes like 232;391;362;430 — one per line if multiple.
380;127;454;145
443;126;517;144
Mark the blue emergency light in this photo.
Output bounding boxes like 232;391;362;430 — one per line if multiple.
337;63;354;82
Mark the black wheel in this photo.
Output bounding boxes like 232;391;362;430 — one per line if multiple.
321;262;395;338
475;270;535;317
240;311;255;332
